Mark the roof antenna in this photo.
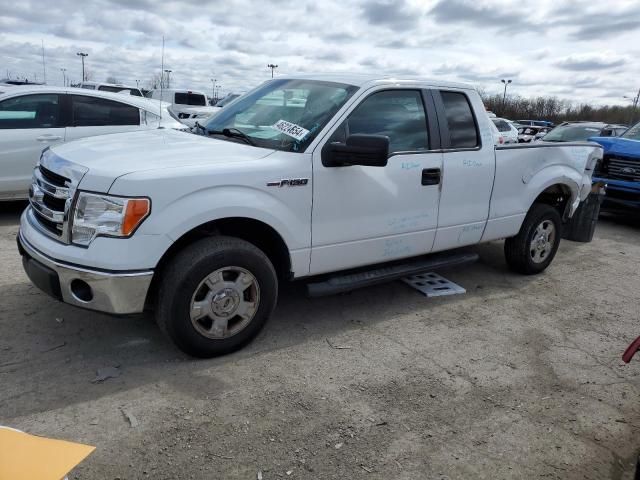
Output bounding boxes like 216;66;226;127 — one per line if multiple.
41;40;46;84
159;35;164;128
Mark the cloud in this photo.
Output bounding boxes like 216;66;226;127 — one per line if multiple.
0;0;638;107
361;0;418;29
429;0;539;33
548;3;640;40
554;54;626;71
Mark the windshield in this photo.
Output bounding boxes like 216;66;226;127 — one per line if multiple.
542;124;602;142
202;79;358;152
621;122;640;140
492;119;511;132
175;92;207;106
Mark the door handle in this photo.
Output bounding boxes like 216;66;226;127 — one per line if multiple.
421;168;441;186
36;135;62;142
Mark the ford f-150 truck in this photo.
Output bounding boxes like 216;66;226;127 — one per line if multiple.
17;74;602;357
590;121;640;209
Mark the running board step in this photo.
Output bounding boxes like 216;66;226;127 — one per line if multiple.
306;252;479;297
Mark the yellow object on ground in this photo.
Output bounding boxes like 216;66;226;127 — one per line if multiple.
0;427;95;480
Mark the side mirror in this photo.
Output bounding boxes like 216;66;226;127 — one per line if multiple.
322;134;390;167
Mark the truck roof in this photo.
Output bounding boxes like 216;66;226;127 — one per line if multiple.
278;73;474;90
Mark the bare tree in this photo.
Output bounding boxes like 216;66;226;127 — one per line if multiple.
479;91;636;125
106;76;119;84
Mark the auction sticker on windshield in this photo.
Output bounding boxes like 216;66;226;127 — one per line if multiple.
272;120;310;141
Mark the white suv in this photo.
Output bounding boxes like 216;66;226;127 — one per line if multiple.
491;117;519;143
0;86;182;200
148;89;219;127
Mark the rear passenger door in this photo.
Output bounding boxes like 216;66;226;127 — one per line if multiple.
65;94;144;143
431;90;496;251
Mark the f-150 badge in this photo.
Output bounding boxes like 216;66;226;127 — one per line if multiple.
267;178;309;187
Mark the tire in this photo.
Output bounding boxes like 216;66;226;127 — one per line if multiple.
504;203;562;275
156;236;278;357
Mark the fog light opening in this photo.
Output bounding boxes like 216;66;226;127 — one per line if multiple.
70;279;93;302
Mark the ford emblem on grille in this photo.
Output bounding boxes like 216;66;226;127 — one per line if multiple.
621;167;636;175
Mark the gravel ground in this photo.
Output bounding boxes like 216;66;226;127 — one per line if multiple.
1;201;639;479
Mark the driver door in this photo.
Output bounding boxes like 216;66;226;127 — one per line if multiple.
309;88;443;275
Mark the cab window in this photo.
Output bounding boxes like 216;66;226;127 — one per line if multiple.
439;91;479;149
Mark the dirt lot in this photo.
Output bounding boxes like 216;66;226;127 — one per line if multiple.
1;201;639;479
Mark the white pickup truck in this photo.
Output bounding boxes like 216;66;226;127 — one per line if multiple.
18;74;602;357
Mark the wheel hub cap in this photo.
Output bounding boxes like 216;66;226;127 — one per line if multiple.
212;288;240;317
529;220;556;264
189;266;260;340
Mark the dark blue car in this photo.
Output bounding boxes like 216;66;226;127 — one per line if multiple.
590;121;640;209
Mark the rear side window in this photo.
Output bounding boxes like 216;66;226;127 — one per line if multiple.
174;93;206;106
331;90;429;154
0;94;61;129
71;95;140;126
492;119;511;132
440;91;479;148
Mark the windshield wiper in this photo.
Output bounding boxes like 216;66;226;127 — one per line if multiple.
208;127;256;146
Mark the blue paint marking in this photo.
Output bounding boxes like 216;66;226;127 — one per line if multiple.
402;161;421;170
463;159;482;167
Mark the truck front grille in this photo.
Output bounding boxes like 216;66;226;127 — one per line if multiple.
600;155;640;182
29;164;73;242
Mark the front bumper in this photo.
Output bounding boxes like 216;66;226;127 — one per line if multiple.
593;177;640;209
18;230;153;314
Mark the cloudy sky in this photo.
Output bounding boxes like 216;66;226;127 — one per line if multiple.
1;0;638;105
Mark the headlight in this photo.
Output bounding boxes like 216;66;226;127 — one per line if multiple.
71;192;150;246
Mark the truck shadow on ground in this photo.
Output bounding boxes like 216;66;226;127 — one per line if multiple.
0;239;540;420
599;209;640;230
0;201;27;227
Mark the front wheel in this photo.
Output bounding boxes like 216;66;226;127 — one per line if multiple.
504;204;562;275
156;236;278;357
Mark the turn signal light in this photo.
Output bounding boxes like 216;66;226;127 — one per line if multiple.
122;199;151;236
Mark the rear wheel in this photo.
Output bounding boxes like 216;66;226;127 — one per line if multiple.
156;236;278;357
504;204;562;275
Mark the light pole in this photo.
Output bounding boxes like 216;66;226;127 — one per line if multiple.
211;78;217;103
624;89;640;124
163;69;172;88
76;52;88;82
501;79;512;113
267;63;278;78
215;85;221;101
60;68;67;86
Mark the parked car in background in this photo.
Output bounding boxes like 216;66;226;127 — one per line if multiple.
518;125;551;142
590;121;640;209
0;86;182;200
541;122;627;142
17;74;601;357
79;81;144;97
491;117;519;143
517;119;555;128
148;89;219;127
173;93;247;128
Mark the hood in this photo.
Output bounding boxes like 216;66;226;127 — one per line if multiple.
589;136;640;158
49;128;276;192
